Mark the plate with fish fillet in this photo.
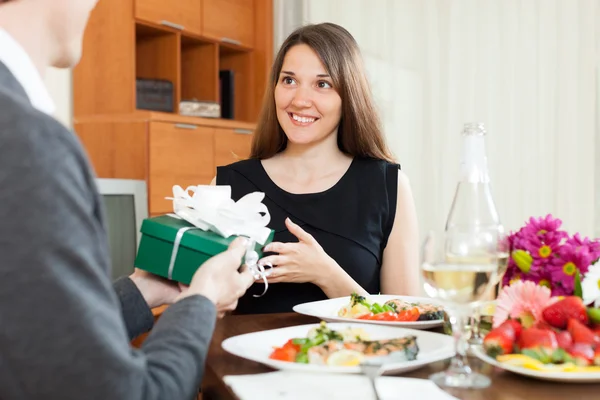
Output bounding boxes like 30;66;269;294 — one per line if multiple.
292;293;446;329
221;321;455;375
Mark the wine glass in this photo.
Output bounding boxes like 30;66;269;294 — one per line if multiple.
421;230;499;389
467;231;509;348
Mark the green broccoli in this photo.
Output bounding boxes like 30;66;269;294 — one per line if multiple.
349;292;395;314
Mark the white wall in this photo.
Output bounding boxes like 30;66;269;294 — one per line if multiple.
276;0;600;240
44;67;73;129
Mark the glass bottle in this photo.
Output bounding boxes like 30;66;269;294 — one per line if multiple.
439;122;507;388
445;122;507;284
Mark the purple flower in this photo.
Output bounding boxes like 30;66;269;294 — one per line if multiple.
520;214;568;247
567;233;600;263
549;244;593;295
521;234;558;262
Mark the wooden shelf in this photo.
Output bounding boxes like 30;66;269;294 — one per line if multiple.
74;111;256;131
181;35;218;104
73;0;272;214
219;46;253;122
135;23;180;112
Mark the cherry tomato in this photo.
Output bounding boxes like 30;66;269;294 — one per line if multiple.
269;346;297;362
396;307;420;321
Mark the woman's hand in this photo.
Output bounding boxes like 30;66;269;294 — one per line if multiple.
258;218;334;285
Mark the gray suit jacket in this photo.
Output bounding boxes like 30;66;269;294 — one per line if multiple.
0;62;217;400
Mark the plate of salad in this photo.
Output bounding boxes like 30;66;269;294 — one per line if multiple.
292;293;446;329
222;321;454;375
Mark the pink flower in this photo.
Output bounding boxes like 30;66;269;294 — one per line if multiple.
522;214;567;237
549;244;593;295
567;233;600;263
521;234;559;262
493;280;556;328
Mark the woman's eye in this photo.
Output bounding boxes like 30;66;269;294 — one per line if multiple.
317;81;332;89
282;76;295;85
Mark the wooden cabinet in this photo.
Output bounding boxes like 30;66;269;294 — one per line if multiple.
149;122;215;214
203;0;255;47
74;0;272;217
214;127;253;167
135;0;202;35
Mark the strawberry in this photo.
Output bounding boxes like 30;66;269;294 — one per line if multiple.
568;343;594;366
484;329;514;358
534;320;553;331
567;318;599;345
555;330;573;350
518;327;558;351
542;296;589;329
483;320;521;358
518;328;559;364
500;319;523;340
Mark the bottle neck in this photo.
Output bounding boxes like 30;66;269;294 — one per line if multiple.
460;134;490;183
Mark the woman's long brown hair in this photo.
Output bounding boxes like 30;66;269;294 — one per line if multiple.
250;22;395;162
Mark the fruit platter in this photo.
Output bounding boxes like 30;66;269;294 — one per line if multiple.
475;282;600;382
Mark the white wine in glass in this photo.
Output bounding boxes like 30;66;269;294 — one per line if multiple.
421;231;499;389
422;261;498;304
444;252;509;292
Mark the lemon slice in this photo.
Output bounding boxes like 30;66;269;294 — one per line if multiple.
497;355;585;372
498;354;543;368
326;350;365;367
570;366;600;373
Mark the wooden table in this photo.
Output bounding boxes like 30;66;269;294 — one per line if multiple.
201;313;600;400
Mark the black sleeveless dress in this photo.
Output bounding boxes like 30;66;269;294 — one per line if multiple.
216;157;400;314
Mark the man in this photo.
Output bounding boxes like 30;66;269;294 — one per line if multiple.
0;1;254;399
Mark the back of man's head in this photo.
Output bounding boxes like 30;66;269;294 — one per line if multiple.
0;0;99;69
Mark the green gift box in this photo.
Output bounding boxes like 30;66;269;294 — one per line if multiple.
134;214;274;284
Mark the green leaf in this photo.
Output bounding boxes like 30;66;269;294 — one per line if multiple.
551;348;569;364
574;269;583;298
522;348;552;364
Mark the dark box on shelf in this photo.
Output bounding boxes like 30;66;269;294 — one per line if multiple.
136;78;174;112
219;70;235;119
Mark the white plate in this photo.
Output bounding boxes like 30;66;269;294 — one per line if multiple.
222;322;455;375
472;347;600;383
292;295;445;329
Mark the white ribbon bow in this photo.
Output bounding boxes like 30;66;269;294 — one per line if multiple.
166;185;272;245
165;184;272;297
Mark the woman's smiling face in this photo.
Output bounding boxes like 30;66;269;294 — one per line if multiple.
274;44;342;146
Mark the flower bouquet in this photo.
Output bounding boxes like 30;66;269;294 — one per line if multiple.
502;214;600;302
480;215;600;372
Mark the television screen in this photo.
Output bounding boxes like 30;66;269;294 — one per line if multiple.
102;194;138;280
95;178;148;280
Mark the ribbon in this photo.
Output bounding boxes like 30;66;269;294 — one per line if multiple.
166;185;272;245
242;238;272;298
167;225;199;280
165;222;271;297
164;183;273;297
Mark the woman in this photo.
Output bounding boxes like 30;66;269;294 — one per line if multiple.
214;22;420;314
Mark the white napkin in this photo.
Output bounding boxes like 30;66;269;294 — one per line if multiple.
166;184;272;245
223;371;460;400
